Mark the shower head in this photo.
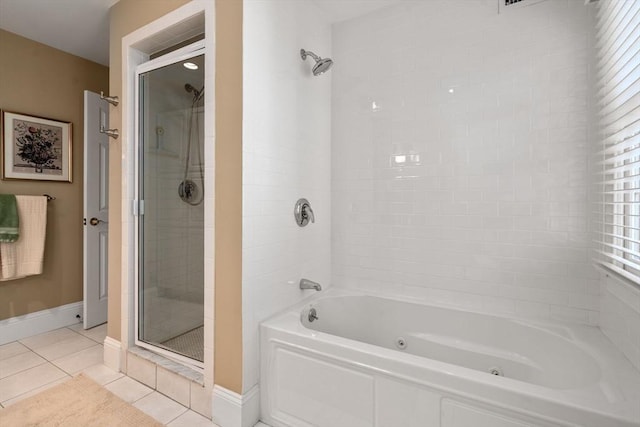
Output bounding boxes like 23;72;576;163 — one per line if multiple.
185;83;204;101
300;49;333;76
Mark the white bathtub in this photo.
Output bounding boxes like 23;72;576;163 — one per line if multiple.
260;290;640;427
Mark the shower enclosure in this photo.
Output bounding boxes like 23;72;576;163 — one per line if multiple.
136;47;205;365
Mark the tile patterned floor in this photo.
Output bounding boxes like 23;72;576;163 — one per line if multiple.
0;324;243;426
160;325;204;362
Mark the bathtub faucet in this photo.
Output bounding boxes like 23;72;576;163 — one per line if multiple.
300;278;322;291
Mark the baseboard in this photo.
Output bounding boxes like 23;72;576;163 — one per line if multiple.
212;384;260;427
103;337;122;371
0;301;82;345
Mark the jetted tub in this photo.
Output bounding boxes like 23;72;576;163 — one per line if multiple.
260;290;640;427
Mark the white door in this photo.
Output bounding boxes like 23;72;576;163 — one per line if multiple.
83;90;109;329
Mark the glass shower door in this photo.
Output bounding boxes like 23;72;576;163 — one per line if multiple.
137;52;205;364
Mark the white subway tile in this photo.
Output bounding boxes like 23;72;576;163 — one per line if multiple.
248;0;603;395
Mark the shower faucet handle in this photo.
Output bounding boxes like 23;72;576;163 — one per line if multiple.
294;198;315;227
302;204;315;224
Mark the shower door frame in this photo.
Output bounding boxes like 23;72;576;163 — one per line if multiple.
134;41;206;369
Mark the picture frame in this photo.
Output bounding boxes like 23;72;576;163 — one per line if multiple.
1;110;72;182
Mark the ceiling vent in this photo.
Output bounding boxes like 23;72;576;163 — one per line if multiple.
498;0;547;13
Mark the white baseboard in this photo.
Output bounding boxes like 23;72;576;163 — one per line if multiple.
212;384;260;427
0;301;82;345
103;337;122;371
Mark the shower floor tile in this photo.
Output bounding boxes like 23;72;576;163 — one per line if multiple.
160;326;204;362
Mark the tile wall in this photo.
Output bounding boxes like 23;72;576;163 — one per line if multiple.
242;0;332;392
331;0;600;324
600;273;640;372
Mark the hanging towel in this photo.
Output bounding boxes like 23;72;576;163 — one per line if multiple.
0;195;47;281
0;195;19;243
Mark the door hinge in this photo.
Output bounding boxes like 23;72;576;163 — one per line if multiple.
133;199;145;216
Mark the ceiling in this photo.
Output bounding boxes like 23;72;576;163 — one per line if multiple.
0;0;118;66
0;0;397;67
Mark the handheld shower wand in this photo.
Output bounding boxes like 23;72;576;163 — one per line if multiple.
185;83;204;101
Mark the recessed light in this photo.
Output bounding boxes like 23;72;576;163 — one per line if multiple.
183;62;198;70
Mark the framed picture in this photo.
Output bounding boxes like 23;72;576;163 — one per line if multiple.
1;111;72;182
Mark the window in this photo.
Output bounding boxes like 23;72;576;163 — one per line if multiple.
595;1;640;284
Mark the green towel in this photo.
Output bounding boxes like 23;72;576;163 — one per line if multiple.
0;195;19;242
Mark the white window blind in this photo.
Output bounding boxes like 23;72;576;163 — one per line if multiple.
595;0;640;284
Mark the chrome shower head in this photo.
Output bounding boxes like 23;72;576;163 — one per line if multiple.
312;57;333;75
300;49;333;76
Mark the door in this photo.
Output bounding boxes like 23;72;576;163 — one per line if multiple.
83;90;109;329
135;49;205;365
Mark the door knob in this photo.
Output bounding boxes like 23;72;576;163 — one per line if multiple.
89;217;105;226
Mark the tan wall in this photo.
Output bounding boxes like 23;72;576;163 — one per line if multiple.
107;0;244;394
0;30;109;320
214;0;243;394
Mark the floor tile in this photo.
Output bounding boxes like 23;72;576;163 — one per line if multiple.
31;334;96;361
134;391;188;425
83;323;108;343
168;409;218;427
52;344;103;375
66;322;85;333
69;323;108;344
104;376;154;403
1;377;68;407
19;328;79;350
0;342;30;361
81;363;123;386
0;350;46;379
0;363;68;402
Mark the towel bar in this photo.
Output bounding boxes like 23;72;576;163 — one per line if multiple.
43;194;55;202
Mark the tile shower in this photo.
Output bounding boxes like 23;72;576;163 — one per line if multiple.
332;0;599;324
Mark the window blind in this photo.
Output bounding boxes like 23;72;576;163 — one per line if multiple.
595;0;640;284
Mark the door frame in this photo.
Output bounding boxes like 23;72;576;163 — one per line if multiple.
116;0;215;389
134;43;206;369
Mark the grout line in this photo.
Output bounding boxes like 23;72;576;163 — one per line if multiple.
49;344;103;364
0;343;31;361
88;336;107;344
0;356;49;381
100;377;121;387
0;371;72;406
129;381;155;404
0;360;49;381
164;406;189;426
91;369;124;387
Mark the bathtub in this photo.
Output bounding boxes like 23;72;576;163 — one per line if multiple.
260;290;640;427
